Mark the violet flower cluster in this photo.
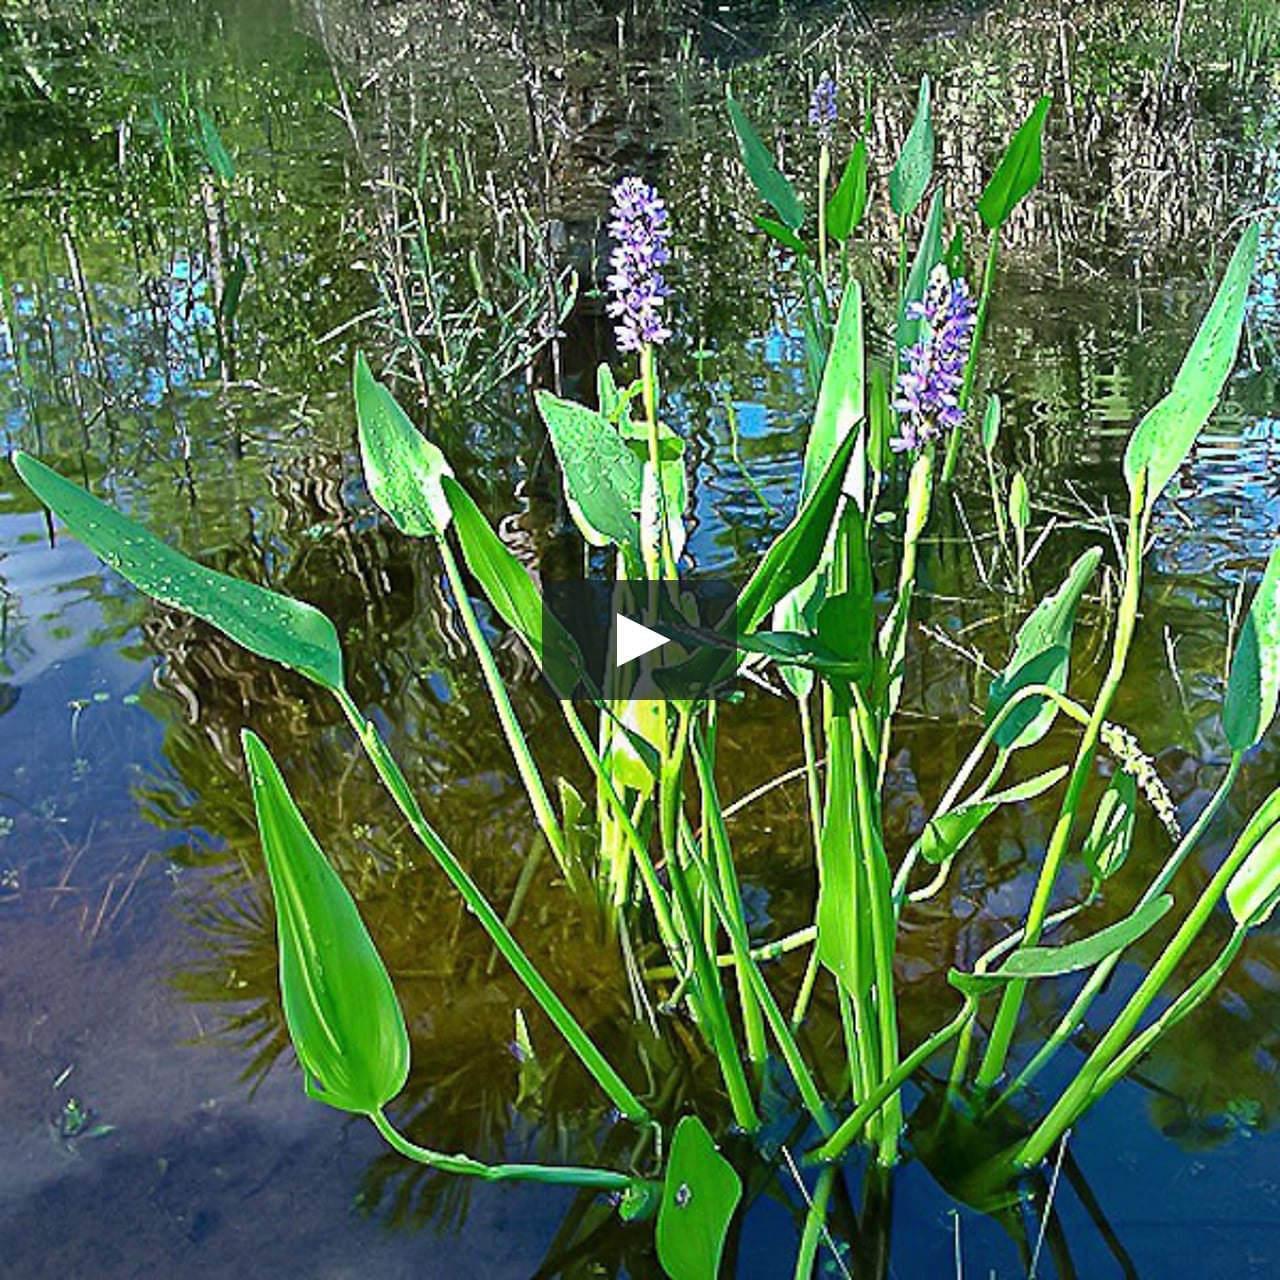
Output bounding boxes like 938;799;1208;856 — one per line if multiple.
809;72;838;143
606;176;672;354
892;264;977;452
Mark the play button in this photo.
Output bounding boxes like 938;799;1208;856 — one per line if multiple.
615;613;670;667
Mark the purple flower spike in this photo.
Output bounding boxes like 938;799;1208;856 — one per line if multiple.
809;72;838;142
892;264;976;453
606;176;672;354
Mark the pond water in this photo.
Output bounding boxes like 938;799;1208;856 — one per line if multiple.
1;1;1278;1275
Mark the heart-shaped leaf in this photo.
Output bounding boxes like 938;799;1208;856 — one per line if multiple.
12;452;344;692
656;1116;742;1280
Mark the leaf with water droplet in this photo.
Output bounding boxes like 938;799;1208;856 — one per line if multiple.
656;1117;741;1280
12;453;344;691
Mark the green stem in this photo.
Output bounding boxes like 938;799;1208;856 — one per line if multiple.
941;227;1000;484
371;1110;634;1190
817;142;830;292
437;537;568;873
334;688;649;1125
1016;784;1280;1166
793;1165;837;1279
977;478;1146;1089
995;751;1243;1105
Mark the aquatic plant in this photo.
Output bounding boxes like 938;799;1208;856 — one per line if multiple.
9;73;1278;1280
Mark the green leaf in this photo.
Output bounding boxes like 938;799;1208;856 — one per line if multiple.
896;188;946;352
753;215;807;256
242;730;409;1113
981;393;1001;453
826;137;869;240
735;427;859;634
1081;770;1137;884
949;895;1173;996
535;391;642;556
441;476;583;692
867;365;892;476
195;106;234;183
354;351;454;539
978;96;1051;231
1124;225;1259;507
801;281;865;505
1228;814;1280;929
987;547;1101;750
12;452;344;691
656;1117;742;1280
1009;470;1030;532
916;766;1069;864
1223;541;1280;751
889;75;934;218
726;89;805;231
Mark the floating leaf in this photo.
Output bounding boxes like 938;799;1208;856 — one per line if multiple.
1223;541;1280;751
535;391;642;556
987;548;1100;750
355;351;454;539
242;730;409;1113
12;452;344;691
1081;770;1137;885
1228;815;1280;929
916;766;1068;864
949;895;1173;996
1124;225;1259;508
978;96;1051;231
656;1117;742;1280
826;137;869;240
726;89;805;230
889;75;934;218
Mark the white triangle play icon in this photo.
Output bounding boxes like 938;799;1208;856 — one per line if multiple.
615;613;670;667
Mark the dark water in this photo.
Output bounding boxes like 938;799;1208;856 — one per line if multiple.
1;0;1278;1275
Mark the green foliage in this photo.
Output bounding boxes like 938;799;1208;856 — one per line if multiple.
656;1117;742;1280
1227;819;1280;928
1081;770;1137;886
12;452;344;692
981;393;1001;452
977;96;1051;231
1124;225;1259;508
355;351;454;539
889;76;934;218
242;730;409;1114
826;137;869;240
897;188;945;352
726;89;805;230
1223;541;1280;750
987;548;1101;750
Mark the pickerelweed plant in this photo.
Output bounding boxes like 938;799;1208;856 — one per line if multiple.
10;77;1279;1278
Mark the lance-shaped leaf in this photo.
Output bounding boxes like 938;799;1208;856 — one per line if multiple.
754;215;807;255
981;393;1001;453
987;547;1101;750
949;895;1173;996
735;427;858;634
1223;540;1280;751
915;766;1069;865
656;1117;742;1280
441;476;584;693
1081;770;1137;885
826;137;869;241
889;75;934;218
801;281;866;505
12;452;344;691
1124;225;1259;508
354;350;453;538
978;96;1051;231
726;89;805;231
242;730;409;1114
535;391;642;556
896;187;945;352
1227;815;1280;929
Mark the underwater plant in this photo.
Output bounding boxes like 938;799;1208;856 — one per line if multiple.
10;73;1278;1279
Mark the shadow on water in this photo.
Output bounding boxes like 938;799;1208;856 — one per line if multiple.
1;0;1279;1274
